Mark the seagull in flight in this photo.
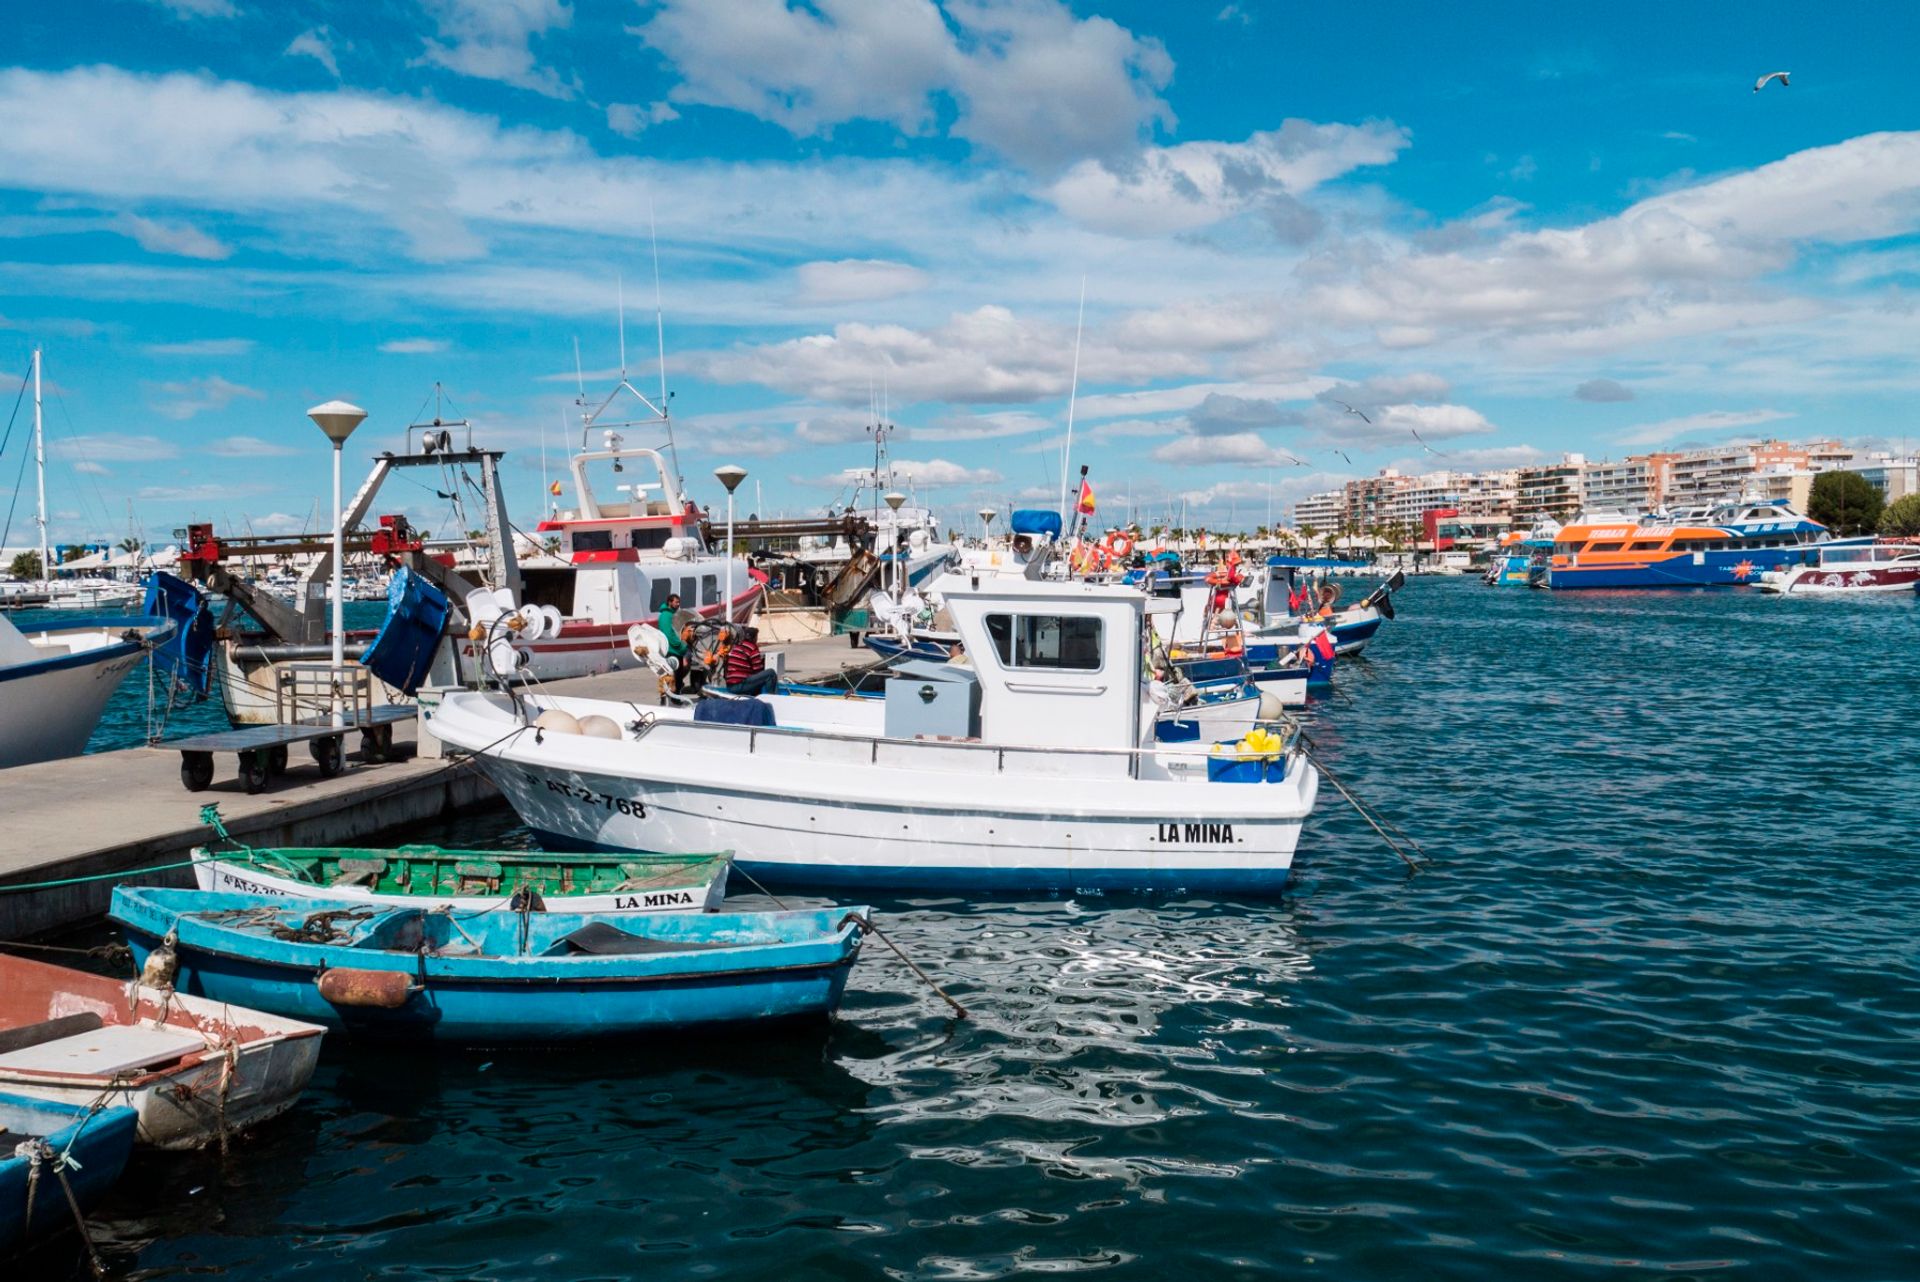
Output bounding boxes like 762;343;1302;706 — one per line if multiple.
1753;71;1790;93
1333;400;1372;425
1330;448;1354;465
1409;428;1445;457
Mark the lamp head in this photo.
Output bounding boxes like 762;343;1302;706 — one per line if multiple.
713;464;748;494
978;507;996;525
884;491;907;512
306;400;367;445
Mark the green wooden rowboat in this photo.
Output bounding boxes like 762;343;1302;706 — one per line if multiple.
192;844;731;914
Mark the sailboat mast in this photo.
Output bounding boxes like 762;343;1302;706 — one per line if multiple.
32;347;49;582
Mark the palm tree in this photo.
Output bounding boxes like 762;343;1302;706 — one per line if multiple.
118;536;143;554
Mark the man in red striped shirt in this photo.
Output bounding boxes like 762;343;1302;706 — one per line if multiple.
717;625;776;696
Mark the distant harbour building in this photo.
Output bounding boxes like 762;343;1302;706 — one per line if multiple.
1514;455;1586;523
1574;458;1651;514
1852;453;1920;503
1291;489;1345;533
1662;439;1849;508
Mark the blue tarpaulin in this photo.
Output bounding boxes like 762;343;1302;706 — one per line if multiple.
142;571;215;696
359;568;449;695
1009;509;1063;539
693;696;776;727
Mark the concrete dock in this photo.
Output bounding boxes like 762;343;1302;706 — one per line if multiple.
0;632;878;938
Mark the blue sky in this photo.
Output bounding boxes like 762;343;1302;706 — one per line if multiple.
2;0;1918;545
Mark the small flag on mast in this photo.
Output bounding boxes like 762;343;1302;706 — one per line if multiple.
549;480;563;496
1077;480;1096;515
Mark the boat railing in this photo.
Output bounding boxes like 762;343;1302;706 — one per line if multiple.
618;704;1300;782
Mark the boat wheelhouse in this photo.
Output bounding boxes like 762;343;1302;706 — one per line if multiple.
518;433;765;670
1547;499;1827;590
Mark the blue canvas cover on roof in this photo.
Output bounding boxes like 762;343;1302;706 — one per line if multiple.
142;570;215;696
1009;509;1063;539
359;567;449;695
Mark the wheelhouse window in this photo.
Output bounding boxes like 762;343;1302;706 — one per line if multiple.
648;578;673;612
1629;539;1665;552
1588;541;1625;553
572;529;613;552
984;614;1103;670
631;527;671;550
700;574;719;606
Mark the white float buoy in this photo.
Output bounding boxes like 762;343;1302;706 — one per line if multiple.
533;708;581;735
575;714;622;739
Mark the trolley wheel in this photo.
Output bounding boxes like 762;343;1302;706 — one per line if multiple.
266;744;289;776
311;735;345;778
239;750;269;795
180;751;215;792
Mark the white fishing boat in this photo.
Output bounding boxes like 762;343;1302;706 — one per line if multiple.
0;954;323;1151
0;610;173;768
426;570;1320;894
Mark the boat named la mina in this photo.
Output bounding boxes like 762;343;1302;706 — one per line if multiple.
425;568;1321;894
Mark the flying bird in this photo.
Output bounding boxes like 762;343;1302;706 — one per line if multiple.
1409;428;1445;457
1753;71;1790;93
1333;400;1372;425
1331;448;1354;465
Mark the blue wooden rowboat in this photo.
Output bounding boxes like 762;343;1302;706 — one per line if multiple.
0;1091;138;1256
111;887;868;1045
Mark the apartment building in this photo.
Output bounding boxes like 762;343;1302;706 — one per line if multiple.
1513;455;1586;522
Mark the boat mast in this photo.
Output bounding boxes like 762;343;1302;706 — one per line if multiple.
32;347;49;583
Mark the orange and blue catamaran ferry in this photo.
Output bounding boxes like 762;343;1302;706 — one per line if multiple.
1547;499;1828;589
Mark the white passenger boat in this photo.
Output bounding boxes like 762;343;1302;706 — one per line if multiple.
427;571;1320;894
0;611;173;768
1756;537;1920;595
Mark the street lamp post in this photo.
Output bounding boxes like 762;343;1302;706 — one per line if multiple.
713;465;747;622
978;506;996;545
307;400;367;726
884;491;907;597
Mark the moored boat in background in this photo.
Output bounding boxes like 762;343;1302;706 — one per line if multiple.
1756;537;1920;595
0;612;174;768
1547;498;1827;589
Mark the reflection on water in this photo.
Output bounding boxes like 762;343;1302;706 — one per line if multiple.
41;581;1920;1279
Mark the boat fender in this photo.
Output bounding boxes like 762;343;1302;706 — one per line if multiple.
317;967;417;1009
533;709;582;736
575;714;622;739
1256;690;1285;722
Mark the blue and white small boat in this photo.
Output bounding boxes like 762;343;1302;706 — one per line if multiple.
0;1091;137;1255
111;887;868;1044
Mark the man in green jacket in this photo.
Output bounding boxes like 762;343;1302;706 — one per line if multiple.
657;594;687;660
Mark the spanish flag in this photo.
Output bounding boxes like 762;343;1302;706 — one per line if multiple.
1076;480;1096;515
549;480;563;496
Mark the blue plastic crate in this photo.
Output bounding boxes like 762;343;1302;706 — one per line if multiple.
1206;747;1288;783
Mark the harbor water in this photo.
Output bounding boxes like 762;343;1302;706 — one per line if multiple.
32;580;1920;1280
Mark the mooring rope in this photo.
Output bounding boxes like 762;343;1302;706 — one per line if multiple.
1295;733;1431;872
726;862;967;1019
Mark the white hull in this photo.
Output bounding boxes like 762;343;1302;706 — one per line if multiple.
0;626;148;767
428;692;1318;894
194;855;728;913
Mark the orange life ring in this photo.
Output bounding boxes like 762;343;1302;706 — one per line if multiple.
1206;566;1229;586
1102;532;1136;562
